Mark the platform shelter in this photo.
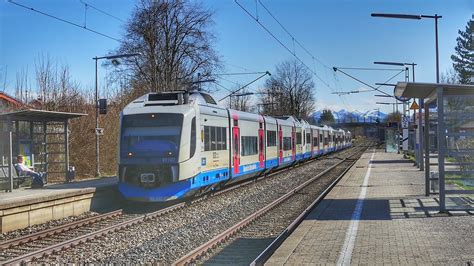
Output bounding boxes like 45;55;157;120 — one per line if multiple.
0;109;86;191
395;82;474;212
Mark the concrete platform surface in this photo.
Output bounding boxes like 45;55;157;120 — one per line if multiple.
267;149;474;265
0;177;118;233
0;177;118;209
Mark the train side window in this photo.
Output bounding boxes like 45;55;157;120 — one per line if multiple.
190;117;196;158
319;134;323;143
283;137;292;151
306;133;311;144
266;130;277;147
204;126;227;151
296;132;302;145
241;136;258;156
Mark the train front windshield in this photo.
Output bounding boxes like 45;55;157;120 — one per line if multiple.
121;114;183;160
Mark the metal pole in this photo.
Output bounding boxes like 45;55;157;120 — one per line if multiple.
8;131;13;192
424;100;430;196
65;121;69;182
435;15;440;83
419;99;424;171
396;100;400;154
436;87;445;212
94;57;100;177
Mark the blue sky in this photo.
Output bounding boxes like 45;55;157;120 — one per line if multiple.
1;0;473;113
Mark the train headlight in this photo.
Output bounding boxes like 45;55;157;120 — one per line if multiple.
128;152;133;157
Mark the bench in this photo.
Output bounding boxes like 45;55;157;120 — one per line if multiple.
0;165;28;191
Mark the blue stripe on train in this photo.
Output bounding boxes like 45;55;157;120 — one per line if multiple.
119;145;351;202
266;158;279;169
119;167;230;202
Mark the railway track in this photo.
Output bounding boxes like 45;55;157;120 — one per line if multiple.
0;142;370;264
175;142;372;265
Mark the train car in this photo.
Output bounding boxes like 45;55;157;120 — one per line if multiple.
263;116;279;170
118;91;352;202
198;104;231;192
301;120;312;160
229;110;266;182
310;125;321;158
274;117;296;168
118;91;203;201
284;116;304;162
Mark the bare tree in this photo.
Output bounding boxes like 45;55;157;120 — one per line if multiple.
259;59;315;119
225;88;255;112
441;68;459;84
15;67;30;103
34;55;84;112
117;0;220;94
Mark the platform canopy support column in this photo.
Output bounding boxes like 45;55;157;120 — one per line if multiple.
424;101;430;196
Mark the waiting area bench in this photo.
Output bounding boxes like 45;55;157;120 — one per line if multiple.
0;165;28;191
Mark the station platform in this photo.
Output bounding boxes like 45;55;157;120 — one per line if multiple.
0;177;118;233
267;149;474;265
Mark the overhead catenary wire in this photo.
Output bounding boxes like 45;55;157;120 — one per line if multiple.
214;72;268;76
8;0;121;42
79;0;126;23
234;0;332;89
333;68;405;97
257;0;330;69
334;67;406;71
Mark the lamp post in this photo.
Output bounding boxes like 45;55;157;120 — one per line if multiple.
93;52;140;177
371;13;441;82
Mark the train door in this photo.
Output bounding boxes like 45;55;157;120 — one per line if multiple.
310;130;314;155
278;125;283;163
232;118;240;175
315;129;319;154
291;126;296;160
258;122;264;168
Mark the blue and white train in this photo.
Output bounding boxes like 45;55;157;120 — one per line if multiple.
118;91;352;202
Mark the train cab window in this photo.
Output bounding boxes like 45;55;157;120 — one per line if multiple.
201;93;217;104
190;117;196;158
306;133;311;144
267;130;277;147
204;126;227;151
241;136;258;156
283;137;292;151
296;132;302;145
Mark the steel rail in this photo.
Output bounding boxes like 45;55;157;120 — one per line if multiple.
0;209;123;249
1;204;184;265
251;144;372;265
172;143;370;265
209;144;358;198
1;143;362;265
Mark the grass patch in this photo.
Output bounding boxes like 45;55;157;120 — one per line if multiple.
446;174;474;190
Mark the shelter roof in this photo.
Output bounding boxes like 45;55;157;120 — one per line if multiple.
0;109;87;122
394;82;474;103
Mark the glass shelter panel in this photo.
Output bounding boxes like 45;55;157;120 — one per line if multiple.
442;93;474;210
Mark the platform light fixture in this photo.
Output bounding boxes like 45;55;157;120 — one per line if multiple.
93;52;141;177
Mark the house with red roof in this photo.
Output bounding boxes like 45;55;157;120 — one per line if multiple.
0;92;24;113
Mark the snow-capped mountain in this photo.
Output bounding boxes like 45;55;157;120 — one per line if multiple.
312;109;387;123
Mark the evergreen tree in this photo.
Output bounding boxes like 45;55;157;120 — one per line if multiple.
319;109;335;125
450;17;473;84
